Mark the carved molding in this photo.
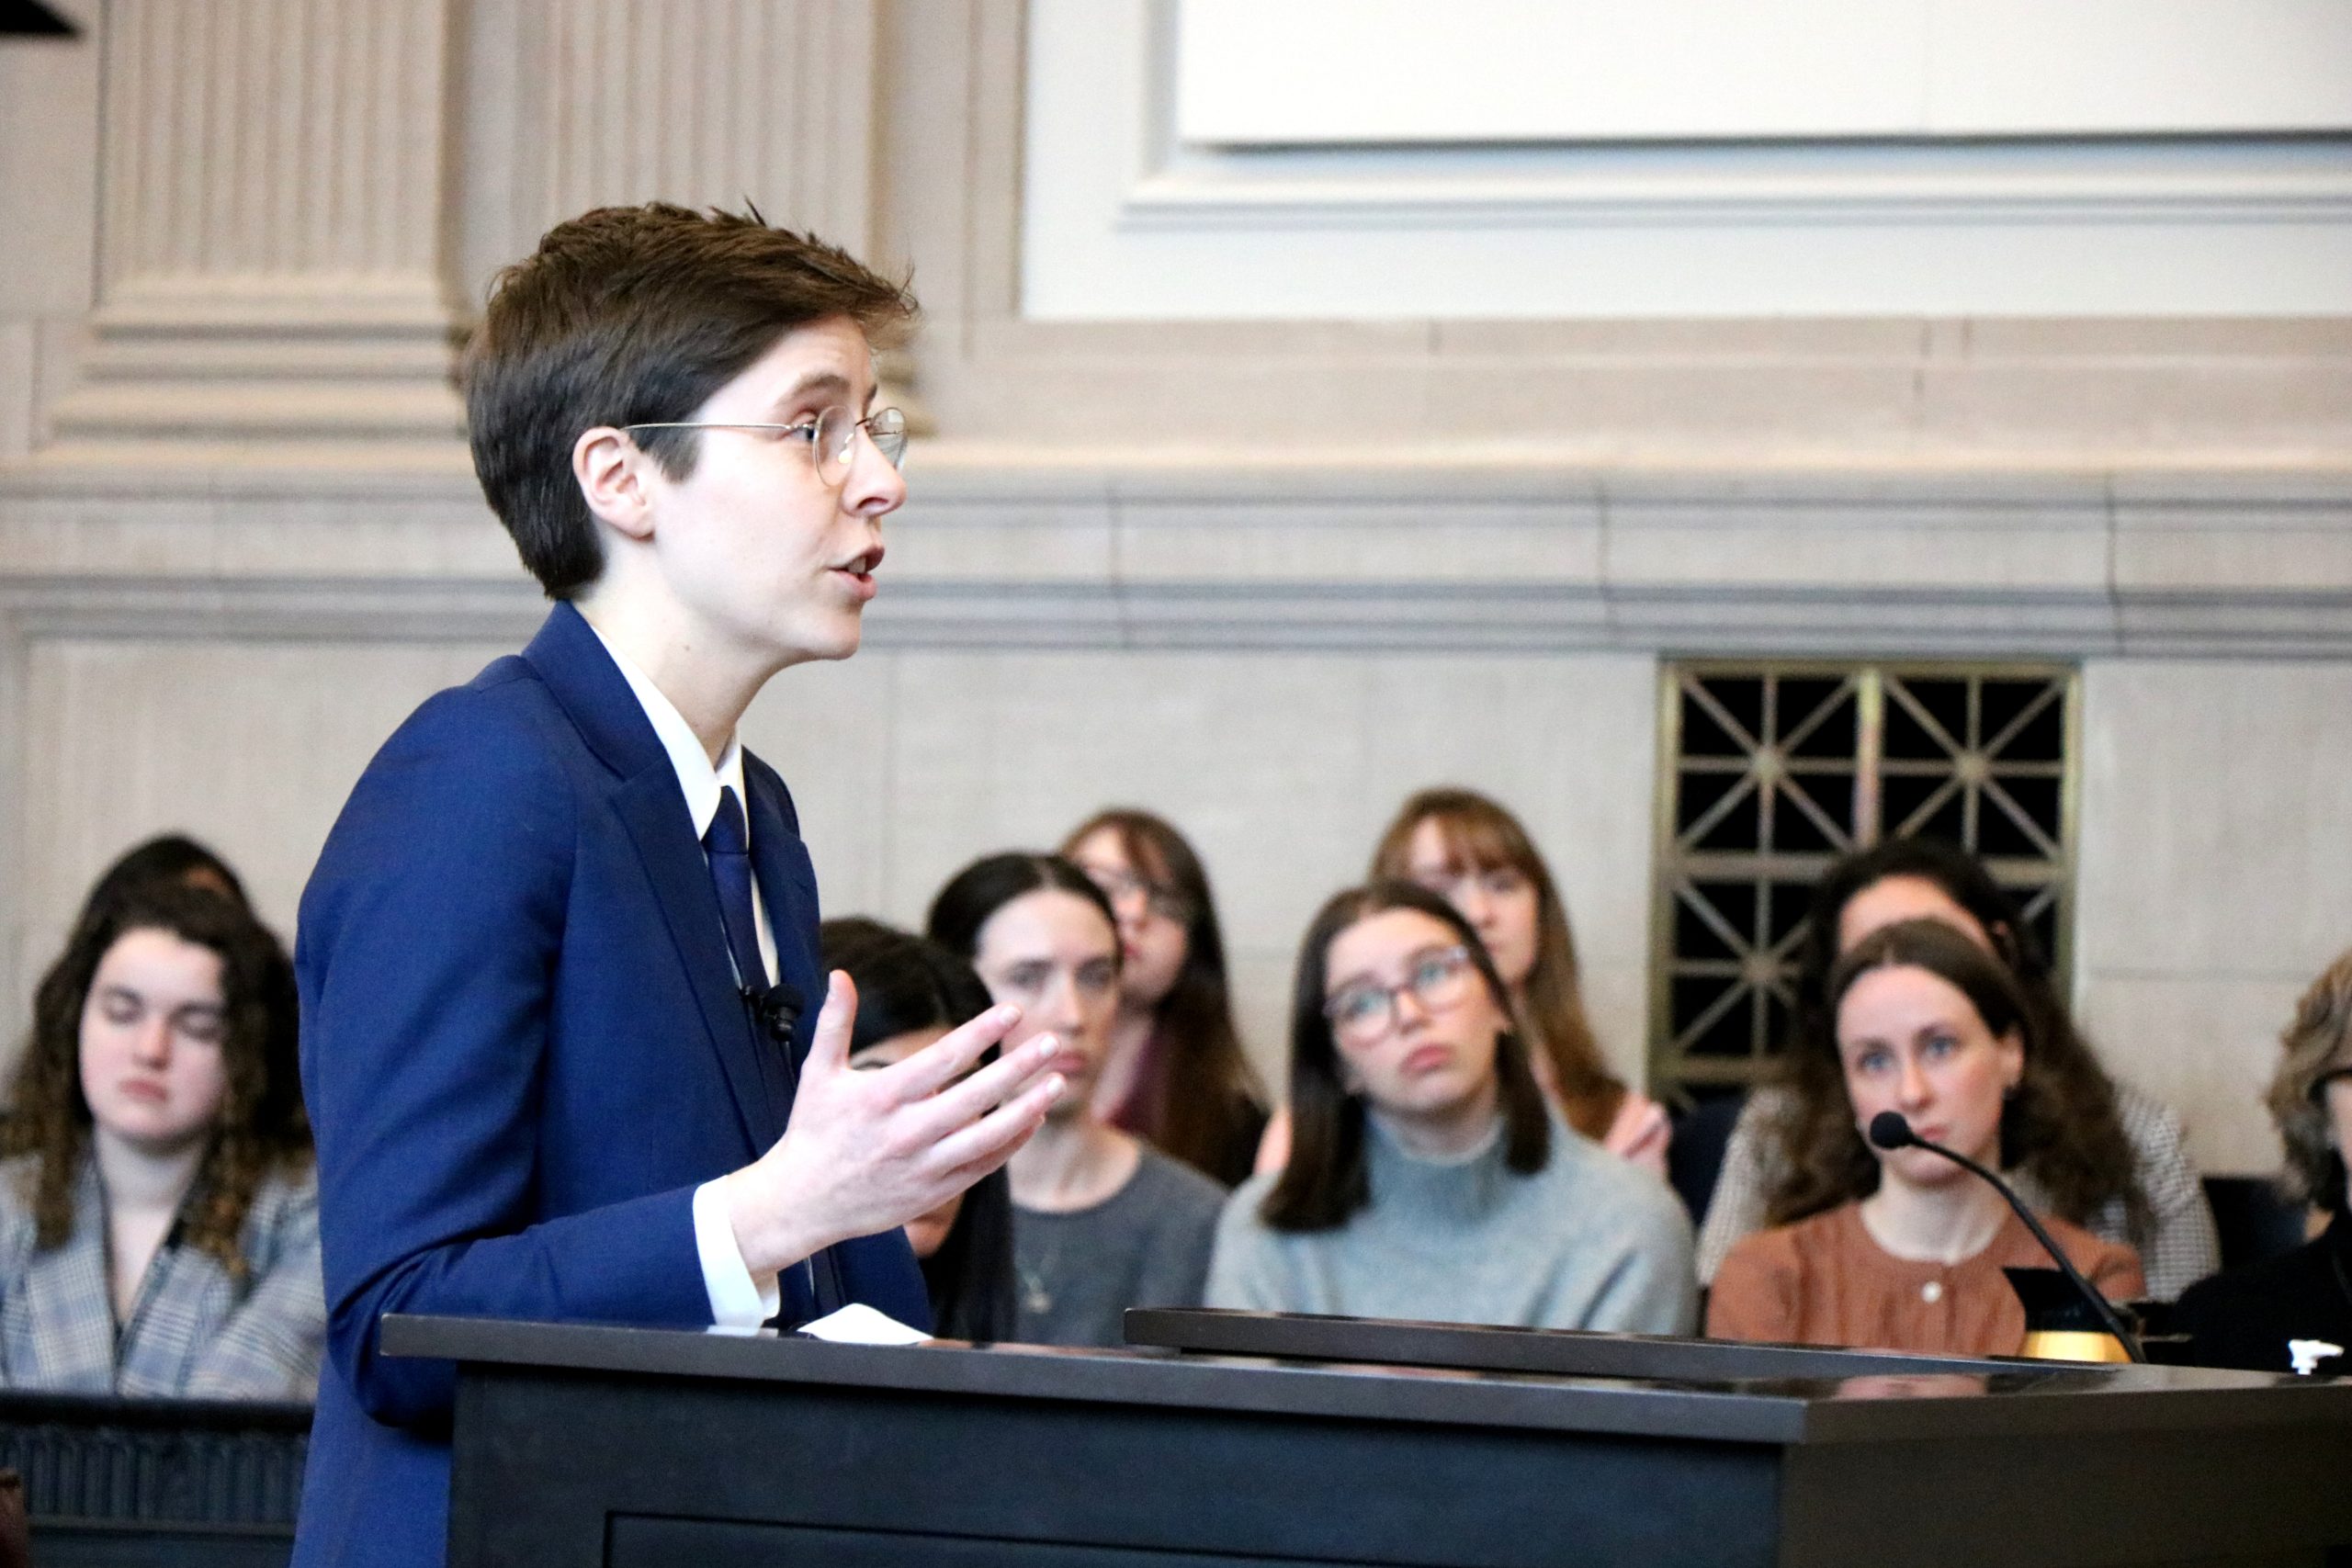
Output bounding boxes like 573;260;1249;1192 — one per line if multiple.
3;462;2346;657
478;0;876;268
48;0;466;457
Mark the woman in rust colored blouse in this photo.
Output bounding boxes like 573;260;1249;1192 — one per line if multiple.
1707;919;2143;1357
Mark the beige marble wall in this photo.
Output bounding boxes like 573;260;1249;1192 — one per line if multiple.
2074;660;2352;1175
746;647;1661;1095
10;639;514;1012
19;624;2351;1179
0;2;100;460
6;629;1658;1105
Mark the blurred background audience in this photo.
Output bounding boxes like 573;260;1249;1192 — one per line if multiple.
1;844;321;1397
1060;809;1268;1187
1706;918;2143;1356
928;853;1224;1348
820;917;1019;1344
1209;882;1695;1335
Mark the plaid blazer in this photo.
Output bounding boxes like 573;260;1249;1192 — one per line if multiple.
0;1152;325;1398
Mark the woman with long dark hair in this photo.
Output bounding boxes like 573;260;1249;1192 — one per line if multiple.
1707;919;2143;1355
1061;809;1266;1185
0;880;322;1395
929;853;1226;1348
1208;881;1693;1333
1695;837;2218;1300
820;918;1018;1342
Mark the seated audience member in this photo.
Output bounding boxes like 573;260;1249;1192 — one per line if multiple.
1209;882;1695;1334
1375;787;1667;1171
1698;838;2218;1300
0;881;323;1395
80;833;253;916
1708;919;2143;1356
928;854;1225;1348
1259;789;1665;1177
820;919;1019;1342
1061;809;1268;1186
2173;949;2352;1374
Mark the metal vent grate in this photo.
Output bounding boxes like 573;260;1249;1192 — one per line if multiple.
1649;661;2078;1096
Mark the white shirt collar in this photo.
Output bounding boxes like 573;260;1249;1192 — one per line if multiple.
586;621;747;840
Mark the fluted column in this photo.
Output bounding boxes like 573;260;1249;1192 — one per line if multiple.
47;0;464;461
469;0;920;423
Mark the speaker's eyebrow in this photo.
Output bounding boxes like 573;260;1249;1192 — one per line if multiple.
765;369;854;414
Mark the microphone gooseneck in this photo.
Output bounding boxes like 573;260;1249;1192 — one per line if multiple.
1864;1111;2145;1363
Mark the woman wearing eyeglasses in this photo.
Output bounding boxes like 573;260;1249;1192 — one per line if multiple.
1254;789;1667;1179
1206;882;1696;1333
1060;809;1268;1187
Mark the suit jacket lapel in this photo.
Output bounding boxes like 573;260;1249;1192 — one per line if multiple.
609;770;783;1151
525;604;785;1155
744;774;822;1092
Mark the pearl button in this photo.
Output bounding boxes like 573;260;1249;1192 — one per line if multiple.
1921;1280;1944;1303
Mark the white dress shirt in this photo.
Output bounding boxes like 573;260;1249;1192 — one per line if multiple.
588;624;783;1326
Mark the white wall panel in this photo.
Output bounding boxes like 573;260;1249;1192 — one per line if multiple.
1174;0;2352;145
1029;0;2352;319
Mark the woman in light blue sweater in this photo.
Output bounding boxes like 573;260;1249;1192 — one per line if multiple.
1207;882;1695;1334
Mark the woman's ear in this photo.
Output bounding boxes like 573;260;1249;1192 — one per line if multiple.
1996;1026;2027;1095
572;426;657;543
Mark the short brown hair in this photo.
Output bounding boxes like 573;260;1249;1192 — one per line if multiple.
463;203;919;599
1370;787;1625;1141
1260;881;1549;1231
2268;948;2352;1213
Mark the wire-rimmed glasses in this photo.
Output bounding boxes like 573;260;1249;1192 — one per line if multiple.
622;405;908;488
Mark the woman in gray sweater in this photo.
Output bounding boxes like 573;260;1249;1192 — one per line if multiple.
1208;883;1694;1334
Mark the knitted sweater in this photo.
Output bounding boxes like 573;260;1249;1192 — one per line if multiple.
1205;1113;1697;1335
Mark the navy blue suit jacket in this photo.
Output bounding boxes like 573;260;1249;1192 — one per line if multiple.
291;604;928;1568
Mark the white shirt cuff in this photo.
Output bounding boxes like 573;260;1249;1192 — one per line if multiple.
693;1179;781;1327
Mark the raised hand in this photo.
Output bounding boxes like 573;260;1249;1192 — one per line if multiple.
718;971;1064;1280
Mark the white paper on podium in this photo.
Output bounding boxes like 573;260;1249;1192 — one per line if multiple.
797;1303;933;1346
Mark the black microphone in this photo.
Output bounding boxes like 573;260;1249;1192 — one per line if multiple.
743;982;806;1077
1866;1111;2144;1363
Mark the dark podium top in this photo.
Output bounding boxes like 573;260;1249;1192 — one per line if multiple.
386;1310;2352;1568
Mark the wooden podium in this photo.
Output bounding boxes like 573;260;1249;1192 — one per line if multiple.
385;1310;2352;1568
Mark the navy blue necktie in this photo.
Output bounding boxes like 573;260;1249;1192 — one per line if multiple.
704;785;769;992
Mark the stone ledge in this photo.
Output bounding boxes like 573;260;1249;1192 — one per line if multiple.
2;457;2345;657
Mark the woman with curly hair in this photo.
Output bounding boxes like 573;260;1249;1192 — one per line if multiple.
1696;837;2219;1300
1061;809;1267;1186
1707;919;2143;1355
0;879;322;1396
2173;949;2352;1374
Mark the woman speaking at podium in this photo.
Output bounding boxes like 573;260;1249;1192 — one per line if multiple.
1707;918;2143;1356
1208;882;1694;1334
